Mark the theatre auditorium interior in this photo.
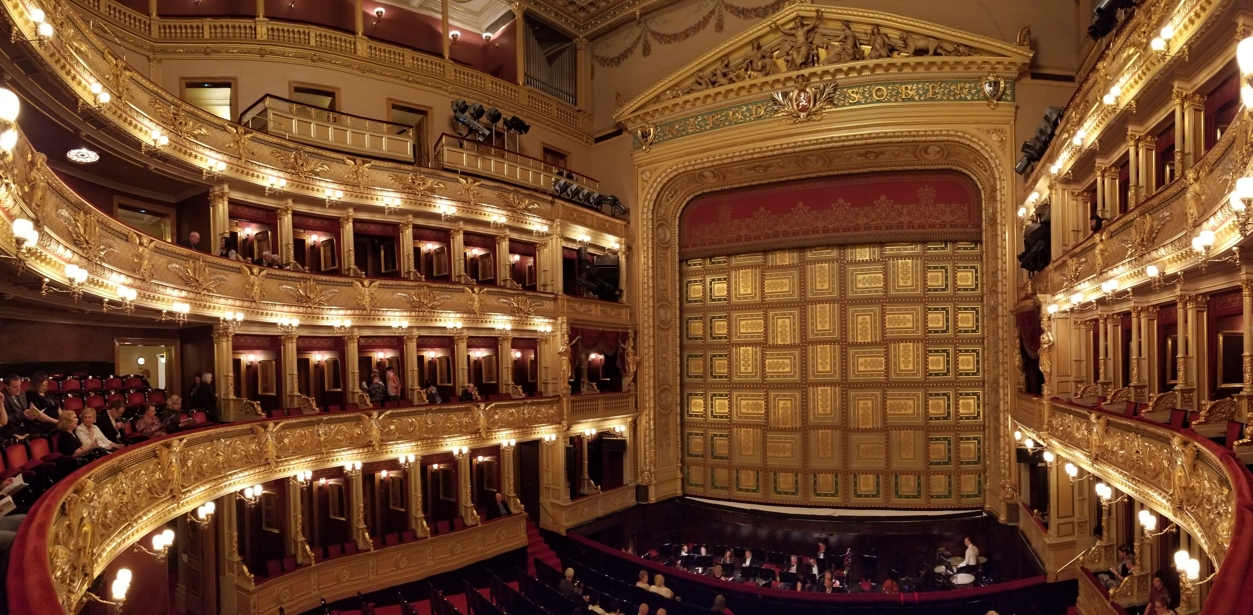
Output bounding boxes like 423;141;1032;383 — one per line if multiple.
4;0;1253;614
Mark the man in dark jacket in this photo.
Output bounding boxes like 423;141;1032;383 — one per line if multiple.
96;400;126;444
486;492;512;519
196;372;219;422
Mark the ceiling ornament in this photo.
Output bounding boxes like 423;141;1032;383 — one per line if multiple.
279;279;339;308
591;0;791;68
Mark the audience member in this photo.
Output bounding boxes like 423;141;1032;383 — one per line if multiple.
603;599;621;615
76;409;122;453
160;394;184;432
0;511;26;605
135;403;167;438
216;236;232;258
635;570;651;589
54;412;104;464
1151;595;1177;615
741;550;756;567
486;492;512;519
710;595;732;614
656;609;666;615
3;374;56;435
96;400;126;444
559;568;586;601
424;381;442;404
648;574;674;599
588;592;606;615
637;604;649;615
188;374;201;409
181;231;203;252
196;373;219;422
459;383;480;401
368;371;386;405
1145;572;1172;615
25;373;58;417
386;366;401;401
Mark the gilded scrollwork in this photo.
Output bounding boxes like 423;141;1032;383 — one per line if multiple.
497;295;540;317
395;287;451;312
126;231;155;281
168;258;228;294
56;208;116;264
279;279;339;308
353;279;380;312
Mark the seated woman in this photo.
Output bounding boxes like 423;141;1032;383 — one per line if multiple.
424;381;442;404
134;403;167;438
53;412;107;470
75;408;122;453
1097;544;1135;589
25;372;59;419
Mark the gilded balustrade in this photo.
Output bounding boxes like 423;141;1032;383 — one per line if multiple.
1034;108;1253;302
63;0;592;139
23;399;560;614
0;0;626;248
1025;397;1239;567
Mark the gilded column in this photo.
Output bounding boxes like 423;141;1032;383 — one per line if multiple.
217;492;253;614
454;330;469;393
1172;88;1188;175
1127;134;1141;206
537;331;554;396
1094;165;1108;218
623;417;637;485
1103;166;1120;217
537;222;562;293
538;431;569;531
1191;294;1209;406
498;333;518;396
1139;136;1158;196
1097;314;1110;393
277;200;294;266
280;331;300;410
343;330;362;406
450;223;470;284
1076;319;1092;387
497;231;516;288
1129;307;1143;388
209;184;230;246
513;3;527;87
575;37;590;111
456;449;481;526
348;468;372;551
399;216;417;280
578;432;598;495
441;0;451;62
1051;184;1071;253
1142;306;1159;401
403;330;422;404
213;324;237;420
340;209;358;276
286;477;313;565
1175;293;1193;409
1239;280;1253;420
406;456;430;537
500;442;523;513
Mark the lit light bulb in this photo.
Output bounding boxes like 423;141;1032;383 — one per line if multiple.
1065;462;1077;477
1146;265;1160;277
1013;430;1022;441
1150;37;1166;51
1043;450;1055;463
1175;549;1190;570
1024;438;1035;449
1047;304;1059;314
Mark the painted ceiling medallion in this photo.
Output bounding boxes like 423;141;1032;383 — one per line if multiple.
66;148;99;164
769;74;838;123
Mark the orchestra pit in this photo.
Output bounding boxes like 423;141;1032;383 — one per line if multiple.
0;1;1250;615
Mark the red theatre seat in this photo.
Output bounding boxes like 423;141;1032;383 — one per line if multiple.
126;392;147;408
27;438;62;466
82;378;103;392
60;379;81;394
105;393;125;407
84;395;105;410
148;389;167;404
265;560;281;579
103;378;124;392
61;396;84;414
123;376;147;391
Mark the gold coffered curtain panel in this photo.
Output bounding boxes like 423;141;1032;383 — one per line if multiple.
680;241;986;507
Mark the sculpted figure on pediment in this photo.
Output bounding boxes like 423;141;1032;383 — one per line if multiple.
866;25;894;60
777;13;821;70
744;40;778;78
820;20;862;64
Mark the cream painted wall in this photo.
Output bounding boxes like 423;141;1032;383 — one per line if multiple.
589;0;1081;133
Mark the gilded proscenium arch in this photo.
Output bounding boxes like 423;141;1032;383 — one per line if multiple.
633;130;1015;507
16;400;561;615
1021;401;1241;567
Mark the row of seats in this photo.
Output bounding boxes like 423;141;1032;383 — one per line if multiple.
20;374;151;394
53;390;169;415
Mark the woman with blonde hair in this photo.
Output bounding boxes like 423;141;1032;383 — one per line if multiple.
75;408;121;452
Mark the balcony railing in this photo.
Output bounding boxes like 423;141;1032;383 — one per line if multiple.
435;133;599;193
240;95;415;163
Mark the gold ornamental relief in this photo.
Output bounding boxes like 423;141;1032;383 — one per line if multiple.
56;208;116;264
458;177;484;202
497;296;540;317
344;157;373;186
149;100;208;141
391;173;446;197
272;149;331;179
224;125;254;161
1117;212;1171;259
168;258;228;294
353;279;380;311
464;286;488;315
395;287;451;312
239;265;268;303
769;75;838;123
279;279;339;308
126;231;155;281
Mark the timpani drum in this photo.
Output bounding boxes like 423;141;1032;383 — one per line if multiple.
952;573;975;588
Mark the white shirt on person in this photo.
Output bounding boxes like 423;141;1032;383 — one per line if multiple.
961;544;979;567
75;424;113;450
635;581;651;589
649;585;674;599
589;606;607;615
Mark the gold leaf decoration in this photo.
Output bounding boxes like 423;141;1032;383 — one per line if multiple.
167;258;228;294
127;231;155;281
239;265;268;303
503;193;540;214
344;158;373;187
497;296;540;318
391;173;446;197
769;75;839;123
225;125;254;161
458;177;483;201
56;208;116;264
464;286;488;315
149;99;208;140
395;287;451;312
353;279;380;311
278;279;339;308
1117;212;1171;259
272;149;331;179
107;57;131;101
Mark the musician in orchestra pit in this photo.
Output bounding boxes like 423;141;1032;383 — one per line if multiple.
815;542;827;571
679;544;690;558
819;574;837;593
741;550;756;568
700;546;708;556
719;549;735;566
785;555;810;577
711;564;727;581
957;537;979;574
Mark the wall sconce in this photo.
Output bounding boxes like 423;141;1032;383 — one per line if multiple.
452;445;469;458
532;222;550;236
576;234;591;245
324;187;344;207
538;324;554;335
1041;449;1056;467
246;354;256;366
1149;25;1188;61
318;477;326;487
439;203;457;220
159;301;191;324
1138;509;1176;539
203;157;227;180
1013;430;1022;442
446;321;464;331
541;433;557;445
426;351;436;360
344;461;363;477
391;319;409;332
103;285;138;315
483;32;493;42
4;218;39;274
501;438;517;449
513;350;522;359
1023;437;1036;451
78;81;112;114
133;528;175;562
398;453;416;469
583;428;597;438
16;8;54;43
495;322;512;332
1145;264;1184;291
372;7;384;27
265;176;287;195
375;351;385;361
449;30;461;44
142;127;170;156
1098;278;1132;302
490;213;507;228
1064;462;1091;484
294;470;313;484
332;317;352;334
85;568;130;608
425;243;436;252
241;484;264;508
1174;550;1216;611
277;317;300;333
473;350;484;359
42;263;89;302
475;455;485;464
1228;176;1253;235
613;425;625;435
313;353;322;363
1193;230;1237;273
511;254;521;263
382;195;402;214
380;469;389;479
189;501;216;527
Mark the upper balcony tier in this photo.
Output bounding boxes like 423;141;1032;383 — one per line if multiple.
67;0;593;141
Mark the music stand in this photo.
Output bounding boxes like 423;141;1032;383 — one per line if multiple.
779;572;800;589
694;555;713;570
